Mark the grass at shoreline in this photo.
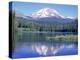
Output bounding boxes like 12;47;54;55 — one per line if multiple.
46;35;78;42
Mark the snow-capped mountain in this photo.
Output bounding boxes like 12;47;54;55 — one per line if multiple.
31;8;64;19
16;8;76;20
16;12;27;18
16;7;76;24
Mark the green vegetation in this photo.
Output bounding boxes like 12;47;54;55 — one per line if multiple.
17;22;78;32
17;18;78;32
11;10;18;51
46;35;78;42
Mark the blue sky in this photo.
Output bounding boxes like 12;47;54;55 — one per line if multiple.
12;1;78;17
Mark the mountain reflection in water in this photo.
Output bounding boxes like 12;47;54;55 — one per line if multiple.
12;42;77;58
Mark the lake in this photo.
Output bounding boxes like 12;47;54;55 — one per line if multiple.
11;31;78;59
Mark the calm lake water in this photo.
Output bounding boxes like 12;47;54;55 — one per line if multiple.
12;32;78;59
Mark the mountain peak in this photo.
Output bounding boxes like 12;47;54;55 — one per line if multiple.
31;8;64;19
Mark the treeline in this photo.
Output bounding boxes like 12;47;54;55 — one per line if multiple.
17;19;78;32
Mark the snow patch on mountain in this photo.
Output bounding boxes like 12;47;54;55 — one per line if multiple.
31;8;65;19
66;16;76;19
